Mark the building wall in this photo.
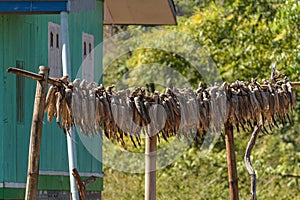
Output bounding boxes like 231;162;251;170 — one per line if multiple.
0;1;103;198
0;13;4;184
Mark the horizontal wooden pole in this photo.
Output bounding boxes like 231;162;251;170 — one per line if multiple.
258;82;300;89
7;67;62;87
291;82;300;88
7;67;300;89
262;82;300;88
7;67;43;81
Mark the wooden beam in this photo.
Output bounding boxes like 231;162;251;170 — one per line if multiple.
8;67;300;89
7;67;62;86
225;123;239;200
291;82;300;88
25;66;49;200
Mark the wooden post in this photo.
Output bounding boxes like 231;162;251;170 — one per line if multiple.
145;134;157;200
225;123;239;200
25;66;49;200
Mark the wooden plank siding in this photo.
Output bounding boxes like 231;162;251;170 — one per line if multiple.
0;0;103;191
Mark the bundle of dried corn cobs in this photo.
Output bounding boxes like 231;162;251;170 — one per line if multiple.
44;74;296;146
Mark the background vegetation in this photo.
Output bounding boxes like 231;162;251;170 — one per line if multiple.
102;0;300;199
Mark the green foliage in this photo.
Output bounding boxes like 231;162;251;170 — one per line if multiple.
187;0;300;82
104;1;300;86
102;0;300;199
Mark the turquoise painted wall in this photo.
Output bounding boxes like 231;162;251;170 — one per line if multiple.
0;15;4;182
0;1;103;186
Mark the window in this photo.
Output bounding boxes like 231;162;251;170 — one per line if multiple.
56;33;59;48
50;32;54;47
48;22;62;78
16;60;24;123
83;41;87;56
89;43;92;53
82;32;94;82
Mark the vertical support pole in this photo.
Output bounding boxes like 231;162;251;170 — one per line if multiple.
145;134;157;200
225;123;239;200
25;66;49;200
61;11;79;200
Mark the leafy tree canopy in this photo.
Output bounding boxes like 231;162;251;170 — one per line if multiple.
104;0;300;87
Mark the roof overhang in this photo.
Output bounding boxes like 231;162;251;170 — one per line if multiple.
104;0;177;25
0;0;67;14
0;0;96;14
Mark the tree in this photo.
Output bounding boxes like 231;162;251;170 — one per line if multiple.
104;0;299;86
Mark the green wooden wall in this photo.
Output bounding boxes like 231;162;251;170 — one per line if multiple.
0;0;103;194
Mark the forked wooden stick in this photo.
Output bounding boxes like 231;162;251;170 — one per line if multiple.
72;168;97;200
72;168;86;200
244;121;262;200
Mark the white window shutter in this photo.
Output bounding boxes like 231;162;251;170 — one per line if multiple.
48;22;62;78
82;32;94;82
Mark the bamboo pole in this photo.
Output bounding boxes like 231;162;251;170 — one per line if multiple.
225;122;239;200
25;66;49;200
145;134;157;200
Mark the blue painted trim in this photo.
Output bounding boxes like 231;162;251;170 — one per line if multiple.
0;1;67;13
